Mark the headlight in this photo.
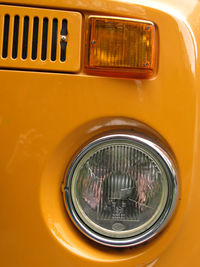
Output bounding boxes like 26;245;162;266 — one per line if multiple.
63;134;177;247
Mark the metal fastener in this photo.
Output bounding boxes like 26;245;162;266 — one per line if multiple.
61;35;67;41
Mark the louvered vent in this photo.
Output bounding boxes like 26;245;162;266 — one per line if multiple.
0;5;82;72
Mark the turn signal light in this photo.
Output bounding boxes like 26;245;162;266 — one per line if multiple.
85;16;157;79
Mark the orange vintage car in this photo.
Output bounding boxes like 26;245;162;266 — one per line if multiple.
0;0;199;266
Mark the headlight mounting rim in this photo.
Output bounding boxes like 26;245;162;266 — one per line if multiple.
63;133;178;247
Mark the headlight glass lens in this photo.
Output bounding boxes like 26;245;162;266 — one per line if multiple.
64;134;177;246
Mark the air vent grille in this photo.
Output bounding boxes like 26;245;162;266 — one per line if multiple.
0;5;82;72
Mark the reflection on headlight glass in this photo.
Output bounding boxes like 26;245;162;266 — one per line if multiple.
72;143;168;238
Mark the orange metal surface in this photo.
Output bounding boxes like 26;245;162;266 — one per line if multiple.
0;0;199;267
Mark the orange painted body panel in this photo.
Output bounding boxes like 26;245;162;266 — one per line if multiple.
0;0;200;266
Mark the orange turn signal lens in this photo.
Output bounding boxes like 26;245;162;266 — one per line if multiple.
85;16;157;79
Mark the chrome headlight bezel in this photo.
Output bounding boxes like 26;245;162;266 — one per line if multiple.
63;133;178;247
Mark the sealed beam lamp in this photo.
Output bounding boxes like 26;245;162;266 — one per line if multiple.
63;134;177;247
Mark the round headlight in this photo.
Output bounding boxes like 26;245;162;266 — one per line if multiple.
64;134;177;247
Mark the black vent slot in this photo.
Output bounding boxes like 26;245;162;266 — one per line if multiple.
41;18;48;60
32;17;39;60
61;19;67;35
51;18;58;61
60;19;68;62
1;9;72;65
12;15;19;59
2;14;10;58
22;16;29;59
0;5;81;72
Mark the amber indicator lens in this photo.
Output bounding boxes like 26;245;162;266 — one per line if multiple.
85;16;156;79
64;135;177;247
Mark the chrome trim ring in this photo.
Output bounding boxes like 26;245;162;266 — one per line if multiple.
63;134;178;247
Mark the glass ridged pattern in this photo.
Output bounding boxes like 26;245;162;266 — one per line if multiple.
71;139;168;238
88;17;155;69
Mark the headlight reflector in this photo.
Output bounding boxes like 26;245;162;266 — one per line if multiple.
64;134;177;247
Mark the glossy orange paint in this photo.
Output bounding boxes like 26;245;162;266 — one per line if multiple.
0;0;199;266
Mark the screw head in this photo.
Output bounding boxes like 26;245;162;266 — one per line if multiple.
61;35;66;41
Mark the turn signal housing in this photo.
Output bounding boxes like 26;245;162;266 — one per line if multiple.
84;16;157;79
